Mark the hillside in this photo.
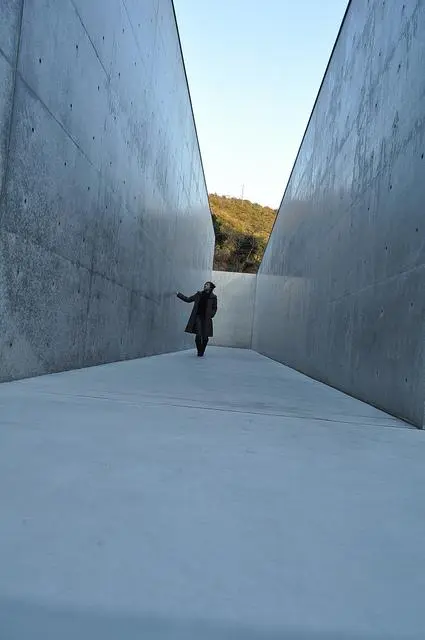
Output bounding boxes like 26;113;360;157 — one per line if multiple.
209;194;277;273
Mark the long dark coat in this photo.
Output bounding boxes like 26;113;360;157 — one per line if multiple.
177;291;218;337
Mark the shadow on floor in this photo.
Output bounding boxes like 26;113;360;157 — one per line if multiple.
0;596;412;640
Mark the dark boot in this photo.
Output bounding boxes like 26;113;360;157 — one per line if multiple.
200;337;209;356
195;335;203;356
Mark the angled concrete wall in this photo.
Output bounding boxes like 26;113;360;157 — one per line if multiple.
209;271;256;349
0;0;214;381
253;0;425;427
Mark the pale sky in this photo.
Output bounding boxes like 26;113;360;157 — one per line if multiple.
174;0;348;208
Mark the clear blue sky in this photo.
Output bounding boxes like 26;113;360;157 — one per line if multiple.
174;0;348;208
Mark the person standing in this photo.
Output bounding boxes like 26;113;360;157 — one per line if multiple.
176;282;217;356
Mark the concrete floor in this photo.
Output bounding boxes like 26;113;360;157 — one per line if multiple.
1;347;424;639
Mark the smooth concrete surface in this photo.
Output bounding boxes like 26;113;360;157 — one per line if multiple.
209;270;256;348
0;0;214;382
253;0;425;427
1;348;424;639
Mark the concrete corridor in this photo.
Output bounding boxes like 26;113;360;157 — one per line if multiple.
1;347;425;639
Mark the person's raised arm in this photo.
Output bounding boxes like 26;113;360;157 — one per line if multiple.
176;292;196;303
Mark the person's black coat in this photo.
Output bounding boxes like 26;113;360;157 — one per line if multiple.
177;291;218;337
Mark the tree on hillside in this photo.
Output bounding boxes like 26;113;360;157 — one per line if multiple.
209;194;276;273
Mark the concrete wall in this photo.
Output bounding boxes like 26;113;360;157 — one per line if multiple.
209;271;256;349
0;0;214;381
253;0;425;427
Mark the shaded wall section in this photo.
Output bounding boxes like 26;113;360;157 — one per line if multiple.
209;271;256;349
253;0;425;426
0;0;214;381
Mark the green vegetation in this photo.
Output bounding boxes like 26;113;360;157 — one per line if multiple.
209;193;277;273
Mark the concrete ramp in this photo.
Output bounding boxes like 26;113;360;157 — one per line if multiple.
1;348;424;639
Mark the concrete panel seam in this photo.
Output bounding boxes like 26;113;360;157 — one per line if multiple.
82;269;95;368
0;0;25;225
69;0;109;78
2;226;163;306
253;350;415;429
81;172;103;367
249;274;258;349
2;227;93;272
3;193;185;304
0;45;13;66
27;386;414;430
121;0;149;56
16;73;97;171
121;0;159;73
328;263;425;306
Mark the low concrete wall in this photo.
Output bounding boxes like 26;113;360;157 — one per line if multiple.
253;0;425;427
210;271;256;349
0;0;214;382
